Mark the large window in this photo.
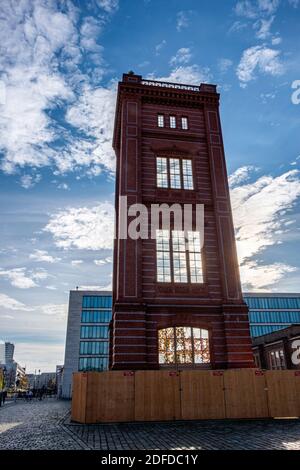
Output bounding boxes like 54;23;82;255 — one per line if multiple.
82;296;112;308
156;230;203;284
81;310;112;323
80;341;108;355
79;357;108;371
80;326;109;339
156;157;194;190
158;327;210;366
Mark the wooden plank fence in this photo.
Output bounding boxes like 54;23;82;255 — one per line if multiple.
71;369;300;424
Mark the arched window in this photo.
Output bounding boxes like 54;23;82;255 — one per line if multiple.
158;326;210;366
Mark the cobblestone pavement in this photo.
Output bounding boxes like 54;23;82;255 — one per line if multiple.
1;399;300;450
0;399;85;450
65;418;300;450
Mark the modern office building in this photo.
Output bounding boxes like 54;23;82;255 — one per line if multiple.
0;341;14;364
0;341;23;389
111;72;253;370
62;288;300;396
26;372;57;390
244;293;300;337
61;290;112;398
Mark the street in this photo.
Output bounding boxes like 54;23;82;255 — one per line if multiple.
1;399;300;450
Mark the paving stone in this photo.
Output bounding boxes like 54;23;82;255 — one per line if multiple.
1;399;300;450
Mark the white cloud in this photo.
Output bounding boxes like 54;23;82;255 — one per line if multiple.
29;249;61;264
0;267;49;289
240;261;297;292
254;15;275;39
0;0;76;174
44;202;115;250
40;303;68;319
169;48;192;66
229;165;259;187
71;260;83;266
155;40;167;55
150;65;212;85
235;0;279;18
176;11;191;31
218;58;233;73
20;173;42;189
228;21;248;34
0;0;116;177
94;257;112;265
0;293;34;311
65;84;116;174
230;168;300;290
96;0;119;13
271;36;282;45
236;45;284;84
57;183;70;191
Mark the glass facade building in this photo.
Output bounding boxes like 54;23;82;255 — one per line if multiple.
62;291;112;397
244;294;300;337
79;295;112;371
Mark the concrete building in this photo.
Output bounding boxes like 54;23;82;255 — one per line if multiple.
62;290;112;398
62;290;300;396
26;372;56;390
4;362;26;389
0;342;14;364
0;341;24;389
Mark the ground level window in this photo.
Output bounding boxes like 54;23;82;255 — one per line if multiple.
268;348;286;370
158;326;210;366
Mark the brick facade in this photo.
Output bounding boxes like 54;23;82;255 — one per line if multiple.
110;73;254;370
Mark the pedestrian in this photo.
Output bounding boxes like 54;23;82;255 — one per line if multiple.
29;390;33;401
2;390;7;404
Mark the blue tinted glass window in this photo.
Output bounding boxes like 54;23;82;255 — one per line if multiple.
250;324;290;337
249;311;300;324
82;296;112;309
78;357;109;371
80;326;109;339
79;341;108;355
81;310;112;323
245;296;300;310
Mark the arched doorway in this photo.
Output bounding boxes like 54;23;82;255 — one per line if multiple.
158;326;210;368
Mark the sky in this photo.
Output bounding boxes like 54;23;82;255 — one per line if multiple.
0;0;300;373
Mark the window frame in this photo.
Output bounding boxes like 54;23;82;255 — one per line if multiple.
158;326;211;367
156;156;194;191
181;116;188;130
157;114;165;128
169;115;176;129
156;229;204;285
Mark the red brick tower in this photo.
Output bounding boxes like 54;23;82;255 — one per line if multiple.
110;73;254;370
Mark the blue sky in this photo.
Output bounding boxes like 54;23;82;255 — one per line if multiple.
0;0;300;372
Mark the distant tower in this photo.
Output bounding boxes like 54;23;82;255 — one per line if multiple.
110;73;254;370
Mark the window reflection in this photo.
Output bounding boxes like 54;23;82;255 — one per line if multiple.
158;327;210;366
